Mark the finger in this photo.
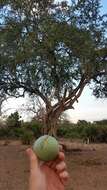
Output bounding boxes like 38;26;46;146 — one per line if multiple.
26;148;39;170
59;171;69;179
59;144;63;151
58;152;65;161
49;152;65;170
56;161;67;172
59;171;69;185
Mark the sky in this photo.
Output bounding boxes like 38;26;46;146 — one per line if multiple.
67;86;107;123
1;0;107;123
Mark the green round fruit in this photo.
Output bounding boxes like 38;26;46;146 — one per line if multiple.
33;135;59;161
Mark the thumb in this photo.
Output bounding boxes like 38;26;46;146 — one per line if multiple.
26;148;39;170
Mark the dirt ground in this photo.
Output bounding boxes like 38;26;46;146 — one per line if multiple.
0;140;107;190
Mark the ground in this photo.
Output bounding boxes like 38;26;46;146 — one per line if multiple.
0;140;107;190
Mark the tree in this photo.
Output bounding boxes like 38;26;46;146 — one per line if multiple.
0;89;9;116
19;95;46;123
94;119;107;125
0;0;107;135
77;120;91;126
6;111;21;128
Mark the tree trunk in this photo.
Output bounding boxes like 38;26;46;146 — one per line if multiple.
41;77;87;137
43;112;60;137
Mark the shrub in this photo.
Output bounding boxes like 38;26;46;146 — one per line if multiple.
57;124;82;139
0;127;10;139
0;118;6;128
21;121;42;137
57;123;107;143
6;111;21;128
21;130;34;145
81;125;98;142
96;126;107;142
12;128;25;138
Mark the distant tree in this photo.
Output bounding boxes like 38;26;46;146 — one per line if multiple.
94;119;107;125
0;90;8;116
19;95;46;123
77;120;91;126
6;111;21;128
0;0;107;135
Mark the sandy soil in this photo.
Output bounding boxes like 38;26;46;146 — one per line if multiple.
0;140;107;190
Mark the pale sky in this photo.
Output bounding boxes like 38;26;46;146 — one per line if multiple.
67;86;107;123
2;0;107;123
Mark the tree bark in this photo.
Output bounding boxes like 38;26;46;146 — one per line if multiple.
43;112;59;137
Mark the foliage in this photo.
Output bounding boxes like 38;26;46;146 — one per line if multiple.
0;0;107;134
0;124;35;143
0;127;10;139
77;120;91;126
96;125;107;142
81;125;98;142
57;121;107;143
21;120;42;137
21;130;34;145
94;119;107;125
0;89;8;116
0;118;6;128
11;127;25;138
0;126;24;139
6;111;21;128
0;117;107;143
0;117;42;140
57;123;82;139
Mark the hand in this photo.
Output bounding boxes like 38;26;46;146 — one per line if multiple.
26;148;69;190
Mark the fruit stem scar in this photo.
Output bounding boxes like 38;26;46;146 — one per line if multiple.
43;135;49;148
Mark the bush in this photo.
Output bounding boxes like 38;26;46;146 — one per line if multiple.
21;121;42;137
81;125;98;142
12;128;25;138
6;111;21;128
0;119;6;128
57;124;82;139
57;123;107;143
0;127;10;139
21;130;34;145
0;127;24;139
0;120;42;140
96;126;107;142
1;118;107;143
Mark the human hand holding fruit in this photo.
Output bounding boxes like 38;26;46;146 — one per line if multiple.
26;135;69;190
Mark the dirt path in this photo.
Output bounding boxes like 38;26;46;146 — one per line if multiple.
66;143;107;190
0;140;107;190
0;144;29;190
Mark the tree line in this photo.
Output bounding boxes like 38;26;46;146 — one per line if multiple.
0;111;107;144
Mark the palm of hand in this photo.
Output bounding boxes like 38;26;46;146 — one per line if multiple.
27;149;69;190
40;164;64;190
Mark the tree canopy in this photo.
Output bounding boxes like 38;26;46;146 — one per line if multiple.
0;0;107;134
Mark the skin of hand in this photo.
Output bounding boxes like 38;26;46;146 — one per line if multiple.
26;148;69;190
